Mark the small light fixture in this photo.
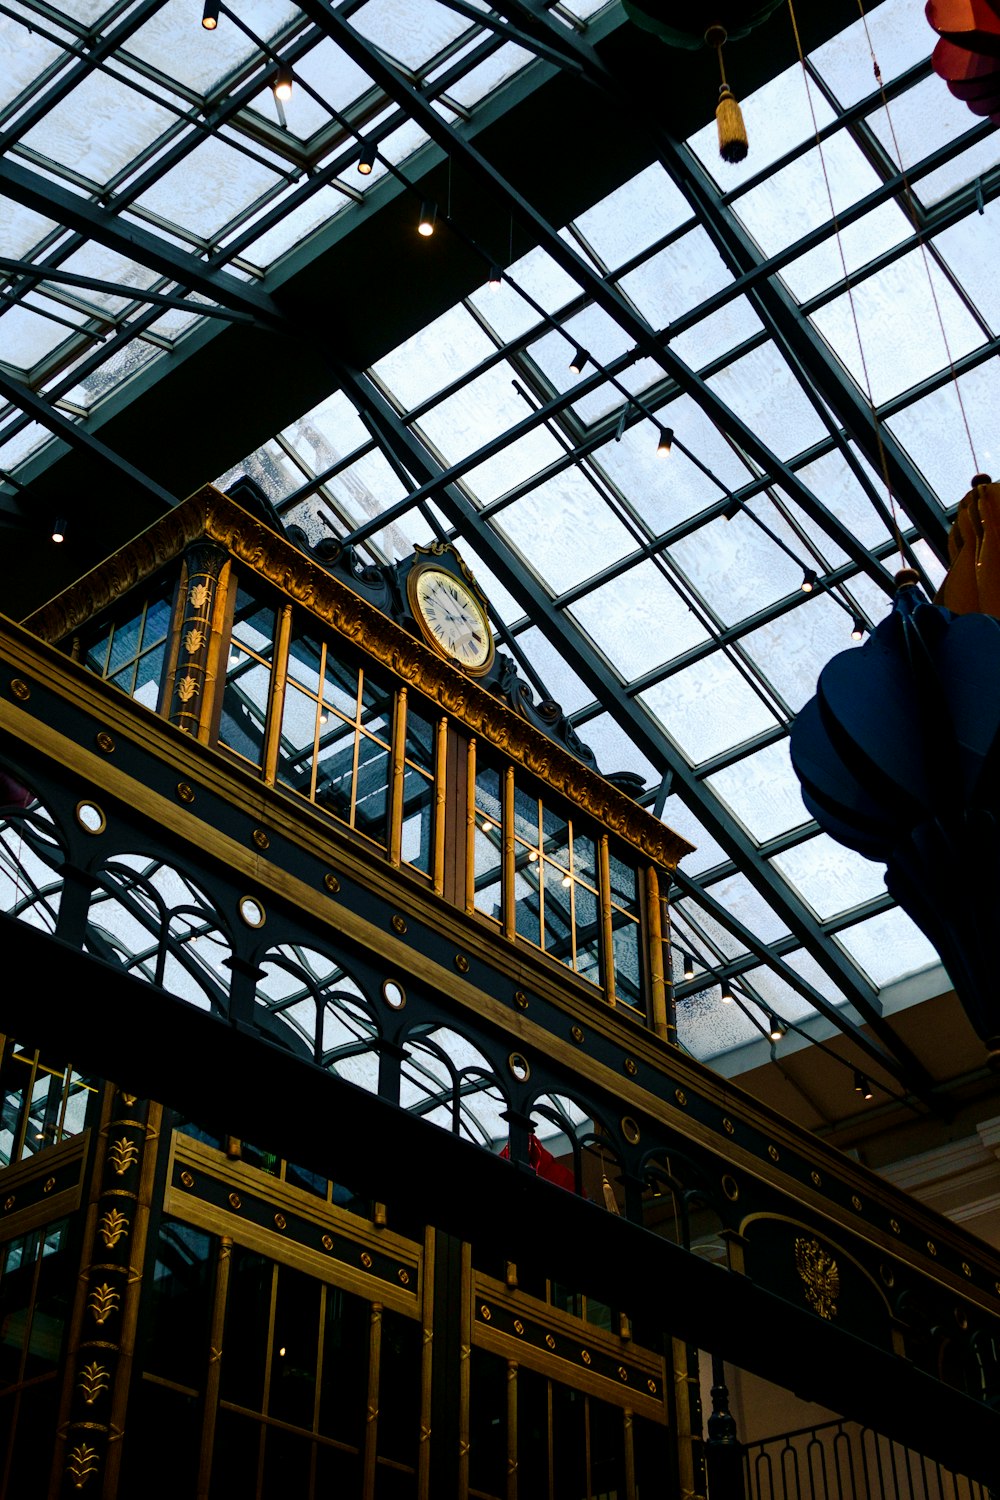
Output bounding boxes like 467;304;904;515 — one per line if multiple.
801;568;818;594
682;952;694;981
51;517;67;543
202;0;220;27
854;1070;874;1100
722;498;740;521
767;1012;786;1041
272;65;293;102
720;980;734;1004
569;345;588;376
357;140;376;175
561;874;572;888
481;819;493;833
487;264;502;292
656;426;673;458
850;615;866;641
527;850;538;863
417;201;437;237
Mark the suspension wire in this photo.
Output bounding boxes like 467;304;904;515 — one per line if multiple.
786;0;909;567
854;0;981;479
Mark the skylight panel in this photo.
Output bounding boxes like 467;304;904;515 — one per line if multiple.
490;469;637;596
771;833;887;923
350;0;472;74
57;337;160;412
0;301;81;373
707;340;828;460
573;163;691;272
280;389;371;469
705;738;811;844
779;198;911;306
239;183;351;271
741;592;862;715
130;132;285;240
700;871;791;946
666;504;804;626
18;71;178;191
0;420;48;472
794;448;894;550
934;207;1000;338
735;131;886;264
568;558;711;680
468;247;580;344
575;712;657;787
671;296;764;373
671;894;748;963
442;42;534;111
51;242;162;314
676;989;768;1060
373;304;496;413
886;361;997;501
833;906;939;988
619;225;738;332
0;11;67;121
512;626;592;714
0;201;60;259
262;35;374;128
809;248;985;408
811;0;928;109
125;1;301;97
865;73;1000;207
463;424;566;506
416;361;543;469
525;306;633;424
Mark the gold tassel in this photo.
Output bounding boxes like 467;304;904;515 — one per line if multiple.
602;1173;620;1214
706;23;749;164
716;85;748;163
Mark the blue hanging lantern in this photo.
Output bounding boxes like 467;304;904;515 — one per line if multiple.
790;563;1000;1058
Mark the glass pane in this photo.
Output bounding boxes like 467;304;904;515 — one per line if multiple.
315;720;357;822
401;768;433;874
354;734;389;844
513;865;541;947
612;918;643;1009
277;682;318;796
473;828;502;922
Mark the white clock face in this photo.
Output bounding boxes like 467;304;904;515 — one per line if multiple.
414;568;492;670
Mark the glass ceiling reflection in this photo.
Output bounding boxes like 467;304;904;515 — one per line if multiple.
2;0;998;1085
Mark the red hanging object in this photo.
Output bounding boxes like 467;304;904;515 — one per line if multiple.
927;0;1000;124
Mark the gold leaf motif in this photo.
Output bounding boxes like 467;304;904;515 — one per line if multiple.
188;582;210;610
183;627;205;653
88;1282;120;1326
108;1137;139;1177
98;1208;129;1249
78;1360;110;1405
794;1237;840;1320
67;1442;100;1488
176;674;198;703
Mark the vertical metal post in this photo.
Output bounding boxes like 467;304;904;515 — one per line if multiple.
196;1235;233;1499
506;1360;518;1500
502;767;516;942
363;1302;383;1500
167;542;231;742
645;865;670;1042
417;1227;435;1500
599;836;616;1006
705;1354;747;1500
261;603;293;786
389;686;407;866
434;715;448;899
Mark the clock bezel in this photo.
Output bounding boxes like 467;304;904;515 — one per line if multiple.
406;559;496;677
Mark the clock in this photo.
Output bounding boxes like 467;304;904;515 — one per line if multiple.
407;562;495;675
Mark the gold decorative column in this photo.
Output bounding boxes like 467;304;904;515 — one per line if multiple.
167;541;231;741
48;1086;162;1499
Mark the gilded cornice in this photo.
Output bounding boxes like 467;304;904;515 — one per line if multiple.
23;486;695;870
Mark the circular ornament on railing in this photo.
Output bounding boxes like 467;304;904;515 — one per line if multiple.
382;979;406;1009
239;896;265;928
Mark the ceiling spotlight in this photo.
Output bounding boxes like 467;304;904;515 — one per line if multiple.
272;66;293;102
720;981;734;1004
569;346;588;376
767;1012;786;1041
202;0;220;27
487;264;502;292
801;568;818;594
481;819;493;834
51;517;67;544
357;140;376;175
850;615;866;641
854;1070;874;1100
722;498;740;521
417;201;437;237
682;952;694;981
656;426;673;458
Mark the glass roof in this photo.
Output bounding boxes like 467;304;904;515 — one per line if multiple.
1;0;997;1098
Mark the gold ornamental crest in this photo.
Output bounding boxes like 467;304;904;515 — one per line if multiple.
794;1236;840;1320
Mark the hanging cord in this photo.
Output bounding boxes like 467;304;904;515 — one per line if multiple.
855;0;981;479
786;0;913;567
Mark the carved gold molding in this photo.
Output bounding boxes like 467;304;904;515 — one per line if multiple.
23;487;694;870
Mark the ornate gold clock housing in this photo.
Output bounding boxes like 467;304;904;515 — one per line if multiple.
404;545;495;676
